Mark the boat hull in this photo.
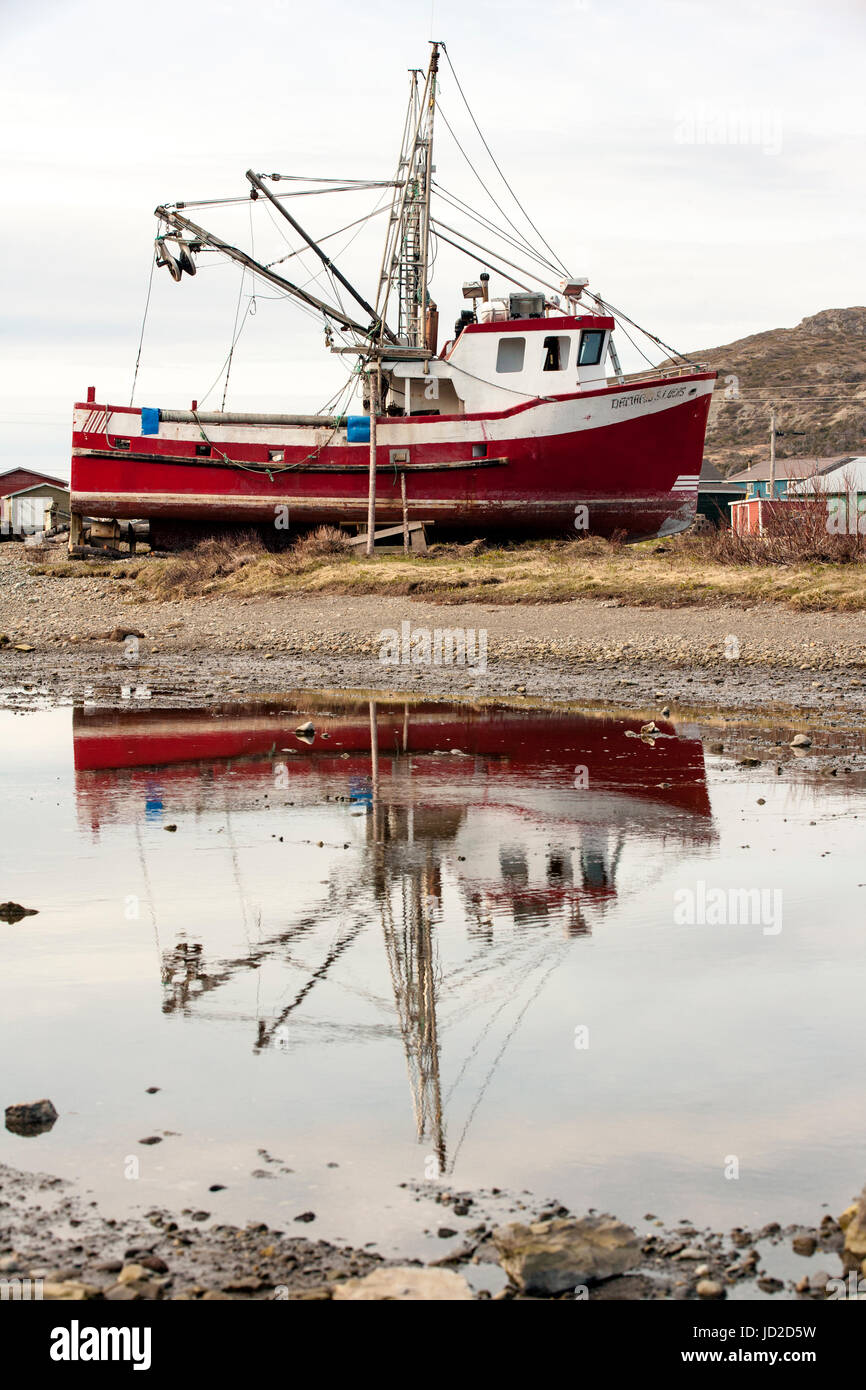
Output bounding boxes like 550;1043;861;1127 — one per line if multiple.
71;372;716;541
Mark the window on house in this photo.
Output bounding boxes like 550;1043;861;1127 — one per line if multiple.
496;336;526;373
577;330;605;366
542;335;571;372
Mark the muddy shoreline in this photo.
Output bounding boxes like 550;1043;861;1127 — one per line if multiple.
3;644;866;726
1;1161;858;1301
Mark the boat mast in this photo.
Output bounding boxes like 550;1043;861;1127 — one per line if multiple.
416;44;439;351
376;43;440;350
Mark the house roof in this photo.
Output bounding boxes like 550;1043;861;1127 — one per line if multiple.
726;455;853;484
699;458;745;492
3;481;70;499
0;467;69;492
789;456;866;493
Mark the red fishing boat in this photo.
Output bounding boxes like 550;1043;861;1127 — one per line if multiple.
70;43;715;548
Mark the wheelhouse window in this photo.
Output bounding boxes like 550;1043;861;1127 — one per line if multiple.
496;336;526;373
577;330;605;366
542;335;571;372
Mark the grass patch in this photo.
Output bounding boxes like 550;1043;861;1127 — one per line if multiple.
27;514;866;610
109;529;866;610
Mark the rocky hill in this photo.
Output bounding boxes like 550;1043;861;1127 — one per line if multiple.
682;307;866;475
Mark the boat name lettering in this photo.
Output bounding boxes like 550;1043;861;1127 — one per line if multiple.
611;384;688;410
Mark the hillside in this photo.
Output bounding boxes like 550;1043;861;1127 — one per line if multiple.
681;307;866;475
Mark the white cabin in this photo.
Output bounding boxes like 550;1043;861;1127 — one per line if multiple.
382;311;615;417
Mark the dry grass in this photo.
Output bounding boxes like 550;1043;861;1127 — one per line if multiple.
26;506;866;610
111;527;866;610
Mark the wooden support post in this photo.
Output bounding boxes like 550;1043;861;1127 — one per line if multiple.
769;405;776;501
366;366;379;558
401;471;409;553
68;512;83;552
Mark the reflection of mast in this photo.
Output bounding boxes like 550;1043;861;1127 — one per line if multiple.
371;698;447;1171
382;867;446;1174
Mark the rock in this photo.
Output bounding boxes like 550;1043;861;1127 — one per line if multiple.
41;1281;101;1301
139;1255;168;1273
104;627;145;642
792;1235;817;1257
640;721;659;736
105;1282;152;1301
117;1263;152;1285
5;1098;58;1136
674;1247;706;1261
164;825;177;833
0;902;38;923
492;1216;639;1296
696;1279;725;1300
790;734;812;748
739;756;761;767
757;1276;784;1294
0;1256;21;1273
138;1135;162;1145
708;742;724;754
841;1188;866;1259
293;1211;316;1223
295;721;315;738
437;1227;457;1239
332;1267;473;1301
661;706;671;718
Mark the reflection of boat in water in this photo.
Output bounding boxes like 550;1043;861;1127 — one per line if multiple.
72;696;716;1171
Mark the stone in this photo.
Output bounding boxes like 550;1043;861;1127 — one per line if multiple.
332;1267;473;1301
5;1098;58;1136
696;1279;725;1299
117;1263;151;1285
0;902;38;924
790;734;812;748
757;1276;784;1294
792;1235;817;1257
841;1188;866;1259
41;1281;101;1301
492;1216;639;1296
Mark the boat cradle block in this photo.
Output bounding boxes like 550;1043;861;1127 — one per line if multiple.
140;407;160;436
346;415;370;444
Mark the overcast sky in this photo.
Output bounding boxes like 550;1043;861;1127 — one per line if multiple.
1;0;863;475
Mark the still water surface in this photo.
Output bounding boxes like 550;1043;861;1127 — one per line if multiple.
1;697;864;1257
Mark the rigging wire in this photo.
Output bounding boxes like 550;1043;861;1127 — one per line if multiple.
436;102;557;274
440;43;570;277
219;264;249;411
433;180;565;278
129;234;157;406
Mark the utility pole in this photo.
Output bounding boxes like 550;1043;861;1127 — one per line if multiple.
769;405;777;500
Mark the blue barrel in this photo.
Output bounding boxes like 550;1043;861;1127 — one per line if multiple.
346;415;371;443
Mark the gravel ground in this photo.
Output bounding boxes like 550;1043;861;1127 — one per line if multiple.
1;1161;852;1301
1;547;865;716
